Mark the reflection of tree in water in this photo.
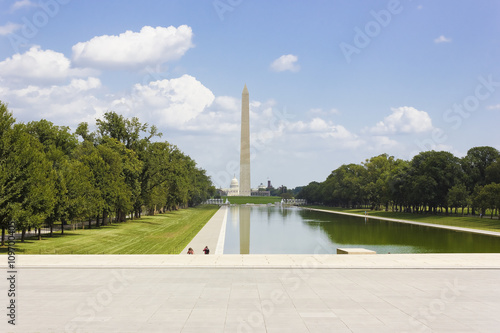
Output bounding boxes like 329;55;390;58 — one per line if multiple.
299;210;500;253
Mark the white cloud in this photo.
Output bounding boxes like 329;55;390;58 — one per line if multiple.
285;117;362;148
10;0;36;11
72;25;194;69
111;74;214;127
487;104;500;110
434;35;452;44
270;54;300;72
366;106;433;135
214;96;239;111
0;22;22;36
369;135;398;149
0;77;104;126
0;46;97;83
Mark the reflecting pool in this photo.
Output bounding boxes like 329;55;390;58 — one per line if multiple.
223;205;500;254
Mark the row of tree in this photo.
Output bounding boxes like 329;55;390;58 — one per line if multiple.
0;101;216;244
298;147;500;217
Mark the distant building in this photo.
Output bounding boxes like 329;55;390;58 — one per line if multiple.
219;179;270;196
252;183;270;196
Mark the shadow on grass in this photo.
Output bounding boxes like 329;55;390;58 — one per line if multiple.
0;232;84;254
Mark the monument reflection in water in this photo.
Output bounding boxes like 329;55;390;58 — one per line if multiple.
223;205;500;254
239;206;250;254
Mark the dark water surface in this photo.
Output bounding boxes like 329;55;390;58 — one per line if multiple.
223;205;500;254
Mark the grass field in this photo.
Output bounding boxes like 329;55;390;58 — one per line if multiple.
1;205;219;254
306;206;500;233
222;196;282;204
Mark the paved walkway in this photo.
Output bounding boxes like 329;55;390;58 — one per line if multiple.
2;254;500;332
305;208;500;237
180;206;228;255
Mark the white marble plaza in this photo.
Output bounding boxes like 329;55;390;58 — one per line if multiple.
2;255;500;332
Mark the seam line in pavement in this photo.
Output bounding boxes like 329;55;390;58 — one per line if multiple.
10;266;500;270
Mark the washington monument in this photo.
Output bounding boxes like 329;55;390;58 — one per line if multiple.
239;84;251;196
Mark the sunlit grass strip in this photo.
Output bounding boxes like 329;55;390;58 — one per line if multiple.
306;206;500;233
0;205;219;254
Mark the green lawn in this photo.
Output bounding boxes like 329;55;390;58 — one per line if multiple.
306;206;500;233
222;196;282;204
1;205;219;254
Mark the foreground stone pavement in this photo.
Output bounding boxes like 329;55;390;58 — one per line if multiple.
2;254;500;332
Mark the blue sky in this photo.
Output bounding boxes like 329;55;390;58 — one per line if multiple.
1;0;499;189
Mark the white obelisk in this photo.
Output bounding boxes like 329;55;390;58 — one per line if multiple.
239;84;251;196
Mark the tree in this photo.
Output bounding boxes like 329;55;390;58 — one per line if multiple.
95;138;134;225
1;104;56;242
462;146;499;214
486;160;500;184
447;183;469;215
4;125;57;241
25;120;78;236
363;154;395;210
75;141;106;228
410;151;463;213
297;181;322;204
473;183;500;218
139;141;174;215
0;101;17;245
387;159;411;212
63;159;98;231
95;111;161;151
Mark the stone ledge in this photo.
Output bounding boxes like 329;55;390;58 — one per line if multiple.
337;248;376;254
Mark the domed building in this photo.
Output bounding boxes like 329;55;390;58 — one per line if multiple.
227;176;240;196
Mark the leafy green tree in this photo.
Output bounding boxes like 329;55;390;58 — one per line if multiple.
387;159;411;211
462;146;499;188
165;148;191;210
0;102;17;245
95;111;161;151
473;183;500;218
485;160;500;184
187;167;216;207
25;119;78;236
139;141;174;215
6;125;57;241
63;159;98;232
76;141;106;228
462;146;499;214
363;154;395;210
410;151;462;213
297;181;322;204
95;138;134;225
447;183;469;215
1;105;56;242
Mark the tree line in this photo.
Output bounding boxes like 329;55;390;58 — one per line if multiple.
298;147;500;218
0;101;216;244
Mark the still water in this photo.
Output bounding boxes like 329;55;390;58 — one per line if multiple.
223;205;500;254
